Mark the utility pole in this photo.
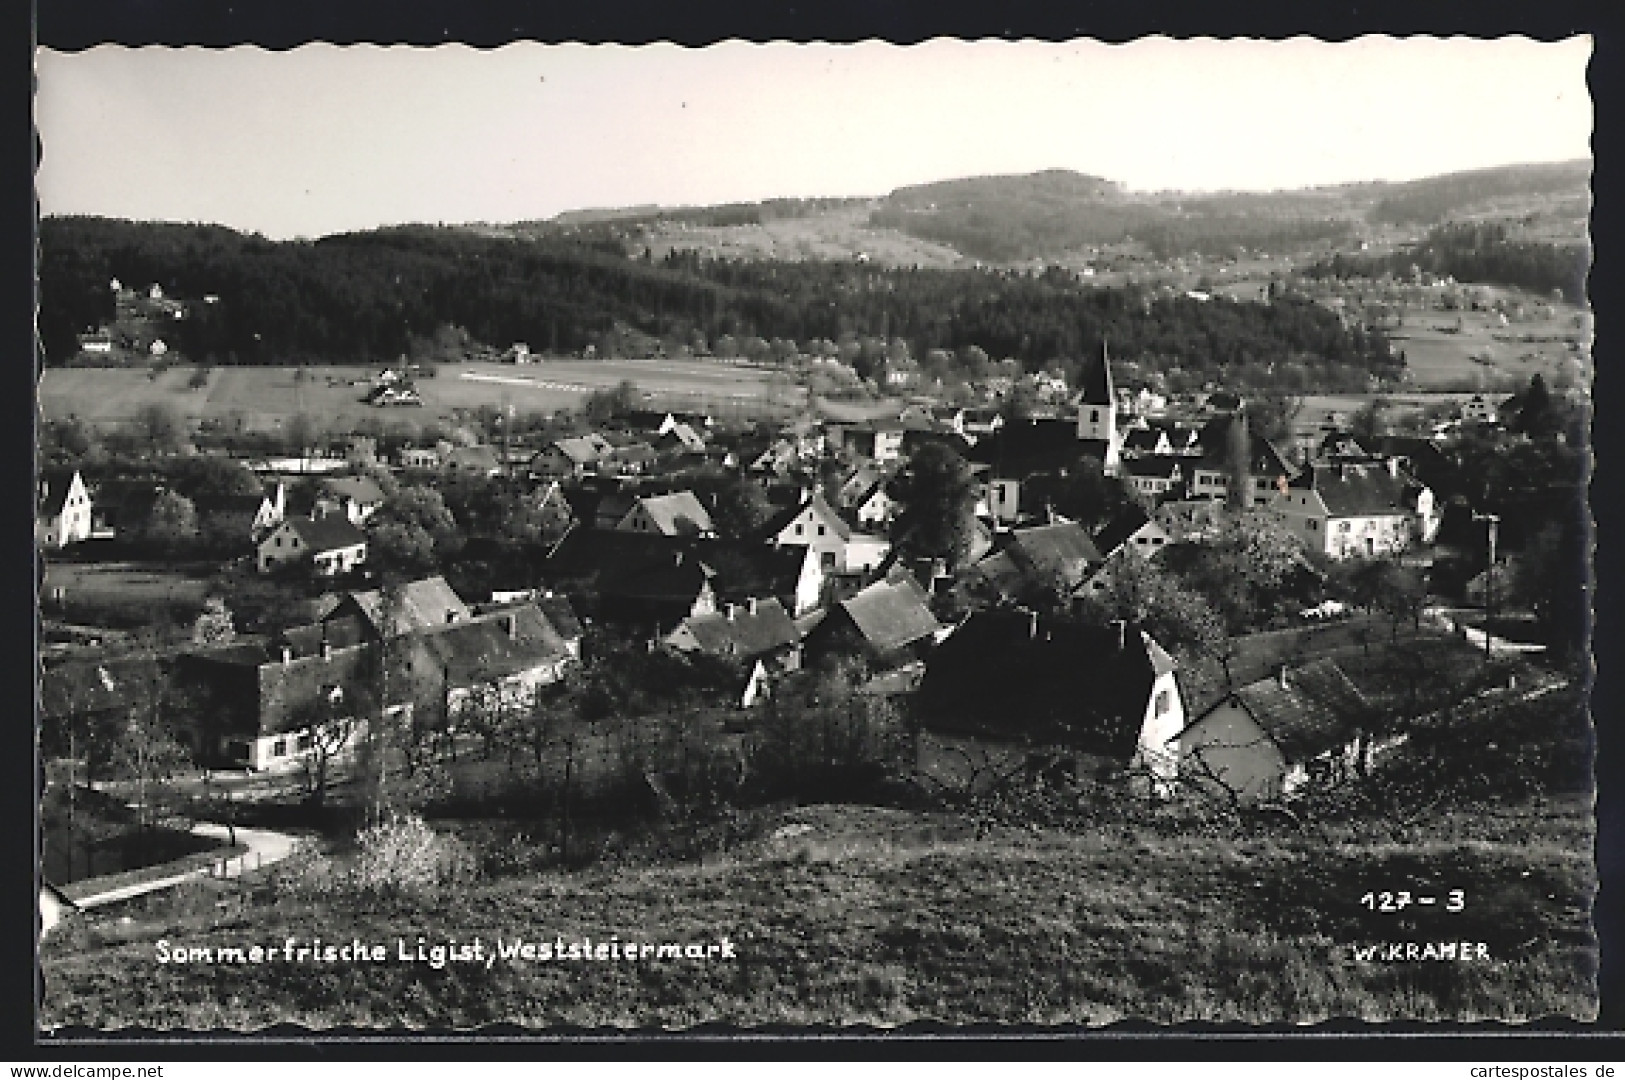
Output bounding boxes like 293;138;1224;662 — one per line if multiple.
1472;511;1500;661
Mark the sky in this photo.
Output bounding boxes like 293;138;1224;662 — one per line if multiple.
35;36;1594;241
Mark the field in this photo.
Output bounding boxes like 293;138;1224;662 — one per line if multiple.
41;562;213;626
1385;302;1591;392
38;359;804;433
641;205;971;269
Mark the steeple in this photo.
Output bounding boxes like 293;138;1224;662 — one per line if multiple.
1076;340;1120;470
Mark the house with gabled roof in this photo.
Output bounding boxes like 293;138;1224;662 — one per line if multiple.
1075;506;1173;598
314;476;386;526
1120;455;1186;499
761;490;889;574
533;433;614;479
616;490;716;537
664;597;802;707
442;444;502;477
1187;414;1296;507
914;611;1184;790
326;575;472;639
37;467;92;549
1272;461;1431;559
1156;659;1391;801
1006;521;1102;594
801;572;941;668
257;515;368;576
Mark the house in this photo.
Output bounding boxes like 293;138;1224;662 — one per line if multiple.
37;468;92;549
846;475;898;528
960;408;1004;438
761;491;890;574
257;516;368;576
914;610;1184;788
1120;456;1186;499
802;573;941;668
616;490;716;537
533;434;614;478
40;880;78;938
193;483;287;544
600;441;659;476
836;462;889;509
1272;462;1432;559
985;477;1022;525
1074;341;1122;474
1006;521;1103;594
543;528;717;630
325;575;472;638
829;418;905;464
365;383;424;408
397;445;441;470
663;597;803;707
405;603;576;717
693;539;826;618
1460;393;1500;425
442;445;502;477
313;476;386;526
1156;660;1391;801
1076;506;1172;597
1187;414;1296;507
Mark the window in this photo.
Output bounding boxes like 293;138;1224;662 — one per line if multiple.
817;525;826;537
794;523;804;536
275;536;282;547
1155;689;1172;716
273;737;288;757
1090;409;1099;423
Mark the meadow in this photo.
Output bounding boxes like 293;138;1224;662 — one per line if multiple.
38;358;802;433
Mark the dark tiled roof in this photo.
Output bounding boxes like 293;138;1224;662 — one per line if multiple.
1292;464;1412;518
671;598;799;658
1093;505;1154;557
691;540;809;605
916;610;1167;754
284;515;368;551
280;615;369;657
534;593;584;641
1122;456;1184;480
1222;660;1373;763
411;604;570;685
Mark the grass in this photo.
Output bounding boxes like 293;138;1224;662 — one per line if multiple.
40;793;1596;1030
38;359;799;433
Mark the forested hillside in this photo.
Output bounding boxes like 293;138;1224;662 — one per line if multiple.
1306;223;1591;300
40;216;1400;390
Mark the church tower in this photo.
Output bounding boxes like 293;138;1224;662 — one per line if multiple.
1076;339;1121;473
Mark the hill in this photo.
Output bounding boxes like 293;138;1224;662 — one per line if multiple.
41;789;1595;1028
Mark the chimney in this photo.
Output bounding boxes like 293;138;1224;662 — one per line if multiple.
747;596;759;615
281;645;294;665
1386;457;1400;478
321;641;332;661
1028;609;1039;640
1278;664;1289;690
1115;619;1126;651
506;613;518;640
674;550;684;566
726;603;738;620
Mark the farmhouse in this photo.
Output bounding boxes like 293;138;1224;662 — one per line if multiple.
325;575;472;639
1272;462;1431;560
1157;660;1385;801
257;516;368;576
37;467;93;549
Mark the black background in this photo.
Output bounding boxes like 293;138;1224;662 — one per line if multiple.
12;0;1621;1059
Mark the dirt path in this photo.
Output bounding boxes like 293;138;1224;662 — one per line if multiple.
70;823;304;910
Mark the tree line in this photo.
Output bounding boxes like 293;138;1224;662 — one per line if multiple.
39;217;1402;390
1306;222;1590;302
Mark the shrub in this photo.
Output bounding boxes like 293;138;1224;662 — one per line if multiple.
349;815;478;898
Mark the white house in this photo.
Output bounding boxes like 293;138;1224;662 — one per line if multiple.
1121;456;1186;500
313;476;387;526
37;468;93;549
763;491;890;573
1272;462;1429;560
257;516;369;576
985;477;1022;525
1460;394;1500;425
